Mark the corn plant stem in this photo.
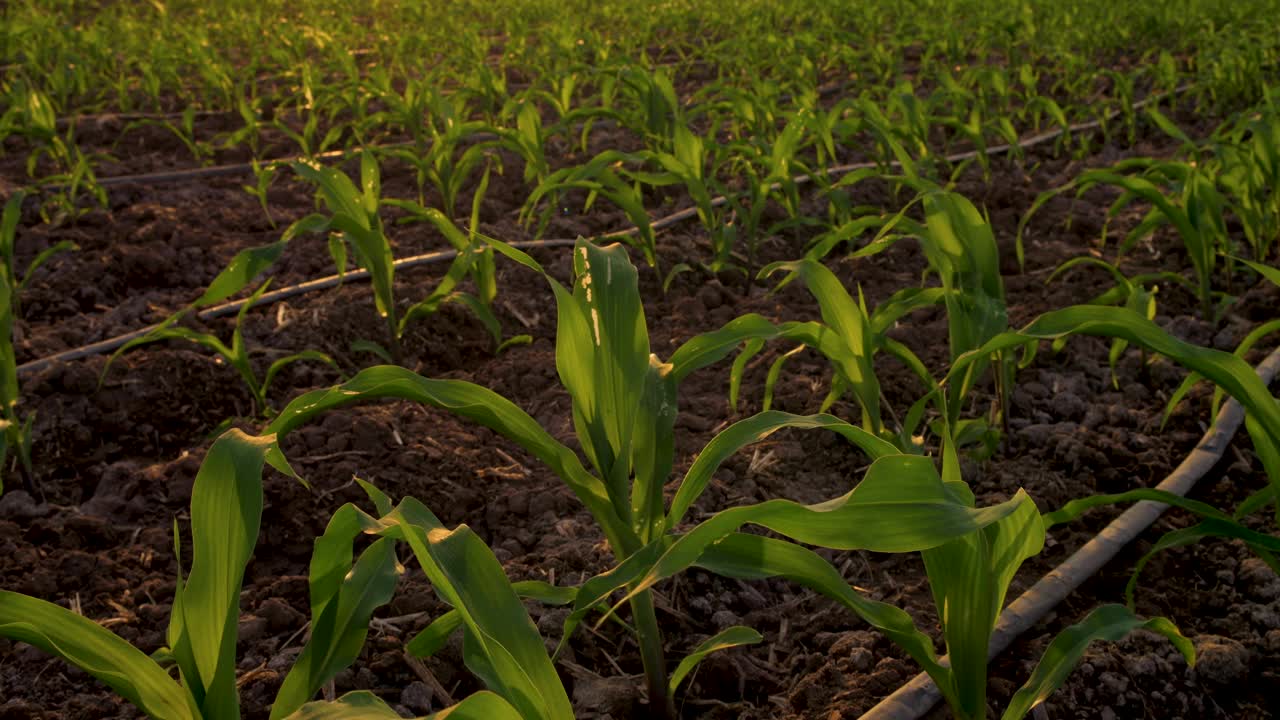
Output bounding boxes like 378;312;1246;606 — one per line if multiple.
15;86;1196;378
860;343;1280;720
630;589;677;718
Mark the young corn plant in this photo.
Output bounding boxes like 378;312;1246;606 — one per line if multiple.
635;123;743;285
735;258;944;451
1;191;77;320
380;85;500;218
522;150;661;267
289;151;494;363
241;159;278;227
1212;101;1280;262
0;428;552;719
808;188;1013;449
265;238;1031;717
1045;256;1195;387
102;281;336;418
917;443;1194;720
0;267;32;497
1020;160;1229;320
0;191;74;494
13;88;108;222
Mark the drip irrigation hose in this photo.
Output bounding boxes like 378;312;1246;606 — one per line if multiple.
14;238;579;377
861;344;1280;720
17;85;1192;376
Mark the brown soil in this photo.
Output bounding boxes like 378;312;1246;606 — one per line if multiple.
1;100;1277;720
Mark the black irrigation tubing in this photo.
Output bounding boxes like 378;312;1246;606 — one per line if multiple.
13;238;580;378
17;85;1192;375
861;343;1280;720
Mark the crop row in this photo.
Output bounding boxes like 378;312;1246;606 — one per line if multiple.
4;0;1280;223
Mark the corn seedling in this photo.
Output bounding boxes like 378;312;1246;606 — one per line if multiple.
241;159;278;226
855;188;1013;445
0;428;541;719
616;66;682;149
289;151;494;362
103;280;337;418
264;238;1030;717
1045;255;1195;387
0;191;75;494
124;106;216;165
1212;100;1280;261
0;191;77;319
737;258;943;451
918;444;1194;720
0;265;33;496
523;151;661;267
377;84;500;218
1021;158;1229;320
636;123;744;284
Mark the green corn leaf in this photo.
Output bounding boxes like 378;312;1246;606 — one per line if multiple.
349;339;394;363
666;411;899;530
764;260;882;433
1044;487;1235;527
1126;519;1280;605
1161;316;1280;429
1;191;23;264
0;274;19;416
951;306;1280;461
445;291;504;347
668;626;762;695
283;690;523;720
1002;605;1193;720
193;240;292;309
728;337;765;413
265;366;626;553
694;533;951;687
631;356;677;542
169;429;285;720
376;502;573;720
18;240;76;293
583;455;1028;635
385;200;469;252
869;287;947;336
922;492;1044;718
1239;256;1280;288
668;313;782;383
396;251;478;336
559;241;649;511
407;580;578;658
103;324;231;382
271;503;403;719
0;591;199;720
1145;107;1196;148
292;162;369;231
261;350;339;401
327;214;396;325
360;150;380;217
761;345;805;412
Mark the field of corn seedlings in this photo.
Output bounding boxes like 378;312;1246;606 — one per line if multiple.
2;1;1280;718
